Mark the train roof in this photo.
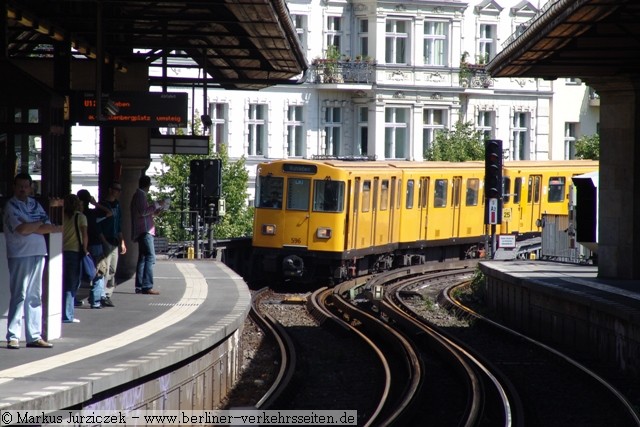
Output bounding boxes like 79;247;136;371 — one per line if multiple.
259;159;599;171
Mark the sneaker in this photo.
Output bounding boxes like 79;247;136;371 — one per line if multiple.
135;288;142;294
26;339;53;348
74;299;84;307
91;305;102;309
7;339;19;349
63;318;80;323
141;289;160;295
101;297;115;307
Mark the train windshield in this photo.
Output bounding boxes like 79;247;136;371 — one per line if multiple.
313;180;345;212
287;178;311;210
256;176;284;209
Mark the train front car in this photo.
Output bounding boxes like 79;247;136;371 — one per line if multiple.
251;159;350;284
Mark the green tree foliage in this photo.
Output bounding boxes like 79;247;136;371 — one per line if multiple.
575;134;599;160
150;120;253;241
424;121;485;161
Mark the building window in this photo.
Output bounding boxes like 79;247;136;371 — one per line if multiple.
512;112;530;160
423;108;446;155
324;107;342;156
210;103;227;153
423;21;448;66
327;16;342;52
385;107;409;159
357;106;368;156
478;23;496;63
476;110;494;140
385;19;408;64
286;106;304;157
358;19;369;57
247;104;267;156
291;14;307;51
564;122;577;160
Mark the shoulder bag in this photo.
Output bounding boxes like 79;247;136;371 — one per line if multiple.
75;212;97;281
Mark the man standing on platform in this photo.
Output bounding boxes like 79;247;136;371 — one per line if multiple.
4;173;62;349
130;175;165;295
99;181;126;307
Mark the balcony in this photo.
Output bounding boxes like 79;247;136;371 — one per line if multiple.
309;59;376;85
460;64;493;89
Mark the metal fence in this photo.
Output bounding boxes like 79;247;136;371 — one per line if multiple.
540;213;593;264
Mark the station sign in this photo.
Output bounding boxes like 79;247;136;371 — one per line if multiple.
71;91;188;127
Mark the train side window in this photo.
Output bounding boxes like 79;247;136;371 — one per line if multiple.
286;178;310;210
452;177;461;207
434;179;447;207
502;177;511;203
527;175;541;204
380;180;389;211
362;180;371;212
548;177;565;202
257;176;284;208
406;179;414;209
465;178;479;206
313;180;345;212
419;177;429;208
513;177;522;204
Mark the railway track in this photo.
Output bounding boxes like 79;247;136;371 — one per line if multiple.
247;262;640;426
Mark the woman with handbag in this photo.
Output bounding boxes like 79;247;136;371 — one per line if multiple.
62;194;88;323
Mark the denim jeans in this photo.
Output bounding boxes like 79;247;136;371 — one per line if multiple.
63;250;82;322
88;244;105;307
6;256;45;342
135;233;156;291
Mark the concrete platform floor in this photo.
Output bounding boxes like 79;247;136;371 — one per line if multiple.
0;259;251;411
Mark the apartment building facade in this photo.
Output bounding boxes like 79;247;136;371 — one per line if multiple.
71;0;599;198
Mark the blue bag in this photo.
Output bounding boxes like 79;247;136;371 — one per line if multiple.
81;253;97;281
74;212;97;281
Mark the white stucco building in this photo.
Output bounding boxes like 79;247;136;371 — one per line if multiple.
71;0;600;200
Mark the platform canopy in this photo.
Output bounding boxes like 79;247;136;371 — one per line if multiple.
486;0;640;81
3;0;308;90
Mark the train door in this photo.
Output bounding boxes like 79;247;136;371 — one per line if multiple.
283;177;311;247
512;176;523;231
347;178;360;250
451;176;462;237
371;177;379;245
526;175;542;231
388;177;397;242
358;179;373;249
418;177;430;240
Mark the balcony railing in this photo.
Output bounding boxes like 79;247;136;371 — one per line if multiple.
309;60;376;84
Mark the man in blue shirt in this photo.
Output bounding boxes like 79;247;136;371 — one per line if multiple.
4;173;63;349
99;182;127;306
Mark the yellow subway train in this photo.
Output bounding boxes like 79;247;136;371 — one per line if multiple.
251;158;598;283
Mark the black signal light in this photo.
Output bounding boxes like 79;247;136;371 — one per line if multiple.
484;139;503;225
485;139;503;200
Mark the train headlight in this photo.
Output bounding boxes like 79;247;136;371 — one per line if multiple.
261;224;276;235
316;227;332;239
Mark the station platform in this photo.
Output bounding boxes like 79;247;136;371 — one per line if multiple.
0;259;251;412
480;260;640;377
